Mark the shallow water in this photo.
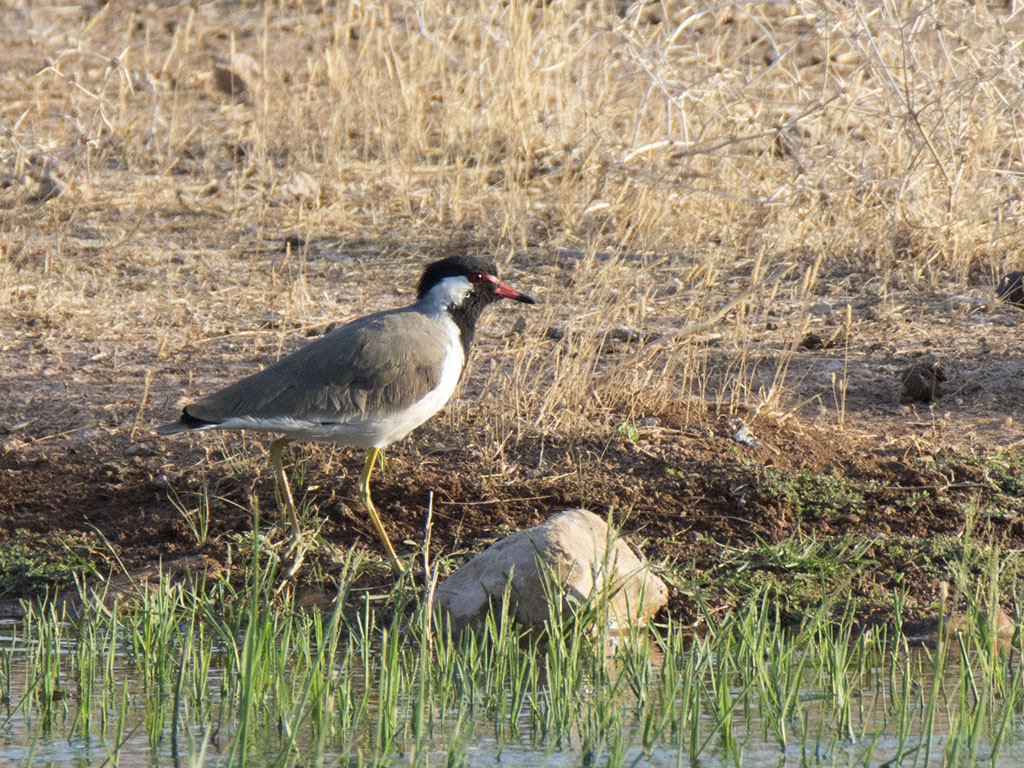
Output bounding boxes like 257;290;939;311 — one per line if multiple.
3;615;1024;768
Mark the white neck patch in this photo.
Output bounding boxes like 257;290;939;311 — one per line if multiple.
419;275;474;315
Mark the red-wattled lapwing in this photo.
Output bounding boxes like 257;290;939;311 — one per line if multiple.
156;255;535;570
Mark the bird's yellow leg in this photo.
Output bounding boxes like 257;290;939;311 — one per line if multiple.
358;447;404;572
268;437;316;593
269;437;299;533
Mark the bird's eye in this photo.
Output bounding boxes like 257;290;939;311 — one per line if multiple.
469;272;485;285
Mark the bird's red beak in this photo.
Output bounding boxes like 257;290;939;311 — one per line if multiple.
485;274;536;304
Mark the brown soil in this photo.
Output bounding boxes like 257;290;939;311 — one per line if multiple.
2;282;1023;623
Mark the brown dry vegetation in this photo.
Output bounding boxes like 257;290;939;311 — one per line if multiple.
2;1;1024;619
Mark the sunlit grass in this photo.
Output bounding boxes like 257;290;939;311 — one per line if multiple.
3;0;1023;434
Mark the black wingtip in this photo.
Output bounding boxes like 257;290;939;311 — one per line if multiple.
154;409;218;435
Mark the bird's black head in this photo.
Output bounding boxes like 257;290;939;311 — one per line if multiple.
417;255;535;358
417;255;535;305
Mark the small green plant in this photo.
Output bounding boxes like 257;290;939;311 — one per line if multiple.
0;530;98;597
930;450;1024;500
615;421;640;441
168;481;217;547
754;464;868;522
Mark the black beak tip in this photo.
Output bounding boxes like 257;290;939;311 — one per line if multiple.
517;293;537;305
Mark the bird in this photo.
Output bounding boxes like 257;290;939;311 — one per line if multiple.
156;255;535;570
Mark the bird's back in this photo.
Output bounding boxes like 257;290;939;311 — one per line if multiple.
179;307;456;435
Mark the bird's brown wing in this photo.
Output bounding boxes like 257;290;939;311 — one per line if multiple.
184;309;450;425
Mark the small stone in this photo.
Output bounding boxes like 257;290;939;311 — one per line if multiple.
609;326;652;344
799;332;824;350
212;52;260;103
24;153;64;203
260;313;284;329
545;326;566;341
731;425;761;448
900;361;946;402
799;329;845;350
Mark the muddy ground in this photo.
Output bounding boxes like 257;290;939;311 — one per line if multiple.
2;259;1023;625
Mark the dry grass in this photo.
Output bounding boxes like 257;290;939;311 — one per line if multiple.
2;0;1023;444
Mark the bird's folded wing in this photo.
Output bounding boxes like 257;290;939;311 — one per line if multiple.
185;310;449;425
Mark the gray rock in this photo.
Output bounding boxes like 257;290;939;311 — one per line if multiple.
435;509;667;635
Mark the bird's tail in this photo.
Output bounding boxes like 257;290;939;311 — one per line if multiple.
154;410;218;435
154;421;190;435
